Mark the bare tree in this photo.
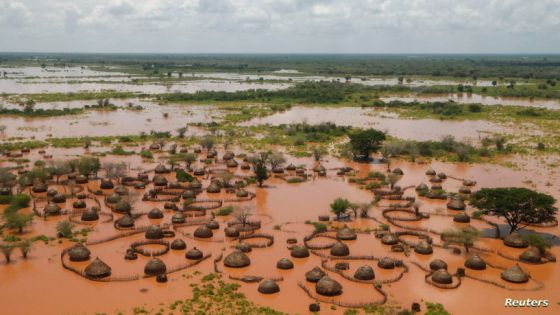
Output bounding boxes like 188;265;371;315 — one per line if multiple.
103;162;128;182
234;205;254;227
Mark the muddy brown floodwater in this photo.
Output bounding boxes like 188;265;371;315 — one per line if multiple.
382;94;560;109
0;146;558;315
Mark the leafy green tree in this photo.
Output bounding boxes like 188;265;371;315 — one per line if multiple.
56;220;74;238
470;188;557;234
348;128;386;161
330;197;351;220
524;234;551;255
3;211;34;234
248;152;269;187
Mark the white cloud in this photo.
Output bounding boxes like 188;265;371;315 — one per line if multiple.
0;0;559;53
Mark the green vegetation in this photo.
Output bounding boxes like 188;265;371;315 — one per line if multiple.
442;227;482;253
470;188;557;234
1;194;33;234
330;197;352;220
425;302;451;315
523;234;552;255
215;206;234;216
348;128;386;161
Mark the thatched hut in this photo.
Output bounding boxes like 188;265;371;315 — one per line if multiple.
182;190;197;199
47;188;58;197
148;208;164;219
286;163;296;171
106;193;121;204
382;234;399;245
76;175;89;184
330;242;350;257
153;175;168;187
447;196;466;210
185;247;203;260
258;279;280;294
500;264;529;283
437;172;447;179
149;143;161;150
429;259;448;271
73;200;87;209
145;225;164;239
100;179;114;190
171;212;186;224
276;258;294;270
164;202;178;210
416;183;429;192
224;227;240;238
316;276;342;296
68;243;91;262
458;186;472;194
44;203;61;216
114;200;132;213
193;168;205;176
240;163;251;170
206;183;221;193
226;159;239;168
116;214;134;228
236;243;252;253
414;240;433;255
224;250;251;268
503;233;528;248
305;267;326;282
464;255;487;270
32;183;48;193
84;258;111;279
154;164;170;174
191;179;203;189
354;265;375;280
519;247;542;264
425;168;436;176
377;257;395;269
51;193;66;203
170;239;187;250
236;189;249;198
431;269;453;284
223;151;235;161
392;168;404;175
291;245;309;258
429;176;442;183
272;166;284;174
194;225;213;238
463;179;476;186
81;208;99;221
453;213;470;223
144;258;167;276
336;226;357;240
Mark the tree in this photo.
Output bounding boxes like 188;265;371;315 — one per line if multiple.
442;227;482;253
176;126;188;138
0;244;14;263
330;198;351;220
199;136;214;151
3;211;34;234
492;80;497;87
56;220;74;238
19;239;33;258
233;205;253;227
387;173;400;190
470;188;557;234
0;124;6;135
348;128;386;161
0;167;16;188
312;147;326;162
102;162;127;181
78;157;101;178
524;234;551;255
48;160;71;183
268;151;286;169
181;153;197;169
248;152;269;187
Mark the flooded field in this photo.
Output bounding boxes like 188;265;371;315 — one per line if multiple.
244;106;511;142
0;146;558;315
382;94;560;109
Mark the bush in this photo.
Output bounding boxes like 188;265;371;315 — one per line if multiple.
215;206;234;216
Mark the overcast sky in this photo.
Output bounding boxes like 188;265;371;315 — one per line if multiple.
1;0;559;53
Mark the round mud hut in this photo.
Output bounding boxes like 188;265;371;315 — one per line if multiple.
224;250;251;268
84;258;111;279
258;279;280;294
68;243;91;262
316;276;342;296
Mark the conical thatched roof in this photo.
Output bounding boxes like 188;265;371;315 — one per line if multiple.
414;240;433;255
153;175;168;186
206;183;221;193
164;202;178;211
224;227;240;238
416;183;429;191
305;267;326;282
425;168;436;176
503;233;528;248
193;168;205;176
429;175;442;183
171;212;186;224
51;193;66;203
286;163;296;171
458;186;472;194
226;159;238;168
437;172;447;179
336;226;357;240
68;243;91;262
316;276;342;296
154;164;170;174
354;265;375;280
290;245;309;258
330;242;350;257
236;189;249;198
429;259;448;271
148;208;164;219
191;179;202;189
185;247;203;260
258;279;280;294
106;193;121;204
194;225;213;238
392;168;404;175
73;200;87;209
116;214;134;228
453;213;470;223
44;203;61;216
76;175;89;184
32;183;48;193
206;220;220;230
114;185;129;196
381;233;399;245
463;179;476;186
431;269;453;284
223;151;235;161
501;264;529;283
276;258;294;270
519;247;541;264
170;239;187;250
84;257;111;278
182;190;197;199
235;243;252;253
145;225;164;239
464;255;486;270
144;258;167;276
100;179;114;190
81;208;99;221
377;257;395;269
224;250;251;268
114;200;132;213
447;196;466;210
